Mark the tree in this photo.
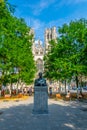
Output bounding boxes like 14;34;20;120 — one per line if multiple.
0;0;36;91
44;19;87;96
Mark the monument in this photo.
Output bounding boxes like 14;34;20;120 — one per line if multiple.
33;72;48;114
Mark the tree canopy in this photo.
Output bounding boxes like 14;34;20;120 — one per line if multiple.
44;19;87;88
0;0;36;88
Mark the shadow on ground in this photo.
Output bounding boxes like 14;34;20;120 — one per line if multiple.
0;98;87;130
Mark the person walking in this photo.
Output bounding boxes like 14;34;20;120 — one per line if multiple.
28;87;32;96
49;87;52;97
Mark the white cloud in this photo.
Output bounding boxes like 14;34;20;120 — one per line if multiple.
24;1;87;42
24;0;56;15
25;17;45;41
47;8;87;33
22;0;87;16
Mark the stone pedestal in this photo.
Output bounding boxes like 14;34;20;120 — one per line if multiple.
33;86;48;114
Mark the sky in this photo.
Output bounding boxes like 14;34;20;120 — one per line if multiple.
8;0;87;42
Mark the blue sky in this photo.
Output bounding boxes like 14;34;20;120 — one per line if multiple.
8;0;87;42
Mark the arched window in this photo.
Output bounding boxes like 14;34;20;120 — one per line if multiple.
36;59;43;72
40;51;43;55
47;34;49;40
35;51;38;55
50;34;52;39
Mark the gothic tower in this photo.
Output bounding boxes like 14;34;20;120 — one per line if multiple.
44;27;57;53
31;27;57;73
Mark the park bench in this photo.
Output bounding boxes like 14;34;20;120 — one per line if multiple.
17;93;23;98
65;94;71;101
56;94;62;99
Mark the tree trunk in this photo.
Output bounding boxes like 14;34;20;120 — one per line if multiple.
59;81;61;93
65;80;67;94
10;80;12;96
76;75;79;98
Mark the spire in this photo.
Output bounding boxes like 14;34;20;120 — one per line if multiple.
38;39;41;46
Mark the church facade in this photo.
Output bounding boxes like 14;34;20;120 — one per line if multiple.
32;27;57;73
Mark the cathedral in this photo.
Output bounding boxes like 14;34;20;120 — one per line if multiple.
31;27;57;73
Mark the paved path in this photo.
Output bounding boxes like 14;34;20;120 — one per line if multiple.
0;97;87;130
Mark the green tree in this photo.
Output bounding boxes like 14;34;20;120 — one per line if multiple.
0;0;36;91
44;19;87;96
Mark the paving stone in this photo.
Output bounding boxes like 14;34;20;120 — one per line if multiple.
0;97;87;130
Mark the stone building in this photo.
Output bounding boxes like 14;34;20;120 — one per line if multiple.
32;27;57;73
44;26;57;54
32;40;44;72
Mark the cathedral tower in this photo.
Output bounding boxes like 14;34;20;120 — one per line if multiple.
44;27;57;53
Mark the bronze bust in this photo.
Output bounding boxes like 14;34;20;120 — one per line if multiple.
34;72;47;86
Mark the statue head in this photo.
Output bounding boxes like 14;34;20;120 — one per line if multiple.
38;72;42;78
34;72;47;86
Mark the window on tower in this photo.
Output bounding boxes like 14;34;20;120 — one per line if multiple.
47;34;49;39
35;51;38;55
40;51;43;55
50;34;52;39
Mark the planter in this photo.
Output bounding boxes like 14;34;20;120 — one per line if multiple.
4;94;11;98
